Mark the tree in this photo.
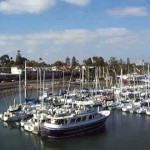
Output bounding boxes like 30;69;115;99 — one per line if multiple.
15;50;28;66
10;57;13;61
92;56;105;66
53;61;63;67
7;56;16;67
0;54;10;66
108;57;120;75
108;57;118;67
16;50;22;65
83;57;93;66
39;58;43;62
97;56;105;66
71;56;77;67
126;57;130;64
65;56;70;66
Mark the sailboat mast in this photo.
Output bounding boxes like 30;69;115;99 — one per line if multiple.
37;68;39;98
52;71;54;97
42;69;45;96
133;66;136;100
87;66;89;90
82;67;84;89
95;67;98;90
39;68;42;97
19;73;22;104
120;68;123;95
24;60;27;99
63;68;64;91
148;65;149;107
148;65;149;91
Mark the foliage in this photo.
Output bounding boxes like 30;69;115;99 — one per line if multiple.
53;61;63;67
16;50;28;66
71;56;78;67
92;56;105;67
0;51;146;80
83;57;92;66
83;56;105;67
0;54;10;66
65;56;70;66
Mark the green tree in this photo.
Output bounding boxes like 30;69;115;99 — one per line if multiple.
53;61;63;67
108;57;120;75
83;57;93;66
71;56;77;67
65;56;70;66
92;56;105;66
16;50;22;65
0;54;10;66
15;50;28;66
109;57;118;67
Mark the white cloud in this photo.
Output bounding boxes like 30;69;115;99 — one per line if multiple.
0;28;150;63
63;0;90;6
0;0;55;14
0;0;91;14
95;28;130;37
107;7;149;16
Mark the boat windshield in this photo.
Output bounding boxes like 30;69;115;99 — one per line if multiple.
52;119;68;125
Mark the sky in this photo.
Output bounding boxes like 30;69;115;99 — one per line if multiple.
0;0;150;64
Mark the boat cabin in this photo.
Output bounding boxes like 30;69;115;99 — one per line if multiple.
50;112;101;126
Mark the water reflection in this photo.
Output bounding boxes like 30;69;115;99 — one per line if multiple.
2;109;150;150
38;126;107;150
3;121;20;129
3;120;107;150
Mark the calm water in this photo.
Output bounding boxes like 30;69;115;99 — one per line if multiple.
1;93;150;150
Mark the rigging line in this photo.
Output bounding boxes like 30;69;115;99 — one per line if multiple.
2;91;9;109
65;69;74;102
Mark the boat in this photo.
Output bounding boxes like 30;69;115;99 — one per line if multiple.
7;99;22;112
40;107;110;138
23;112;50;134
2;111;33;122
146;107;150;115
122;103;132;112
136;106;147;114
129;107;138;113
106;101;120;110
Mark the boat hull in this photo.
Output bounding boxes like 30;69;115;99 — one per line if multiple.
41;117;108;138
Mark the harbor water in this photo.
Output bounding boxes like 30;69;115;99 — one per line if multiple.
1;93;150;150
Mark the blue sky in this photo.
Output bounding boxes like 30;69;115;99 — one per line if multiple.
0;0;150;64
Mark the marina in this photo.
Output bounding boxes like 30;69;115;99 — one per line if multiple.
1;48;150;150
1;0;150;149
1;97;150;150
1;65;150;150
0;70;150;149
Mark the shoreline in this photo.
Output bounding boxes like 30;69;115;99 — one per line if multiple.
0;79;109;96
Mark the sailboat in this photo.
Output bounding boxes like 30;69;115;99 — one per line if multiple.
1;67;32;122
146;65;150;115
24;61;40;104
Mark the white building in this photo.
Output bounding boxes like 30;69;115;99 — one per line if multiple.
11;67;22;74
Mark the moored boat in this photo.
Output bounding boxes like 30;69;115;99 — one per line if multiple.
41;108;110;138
